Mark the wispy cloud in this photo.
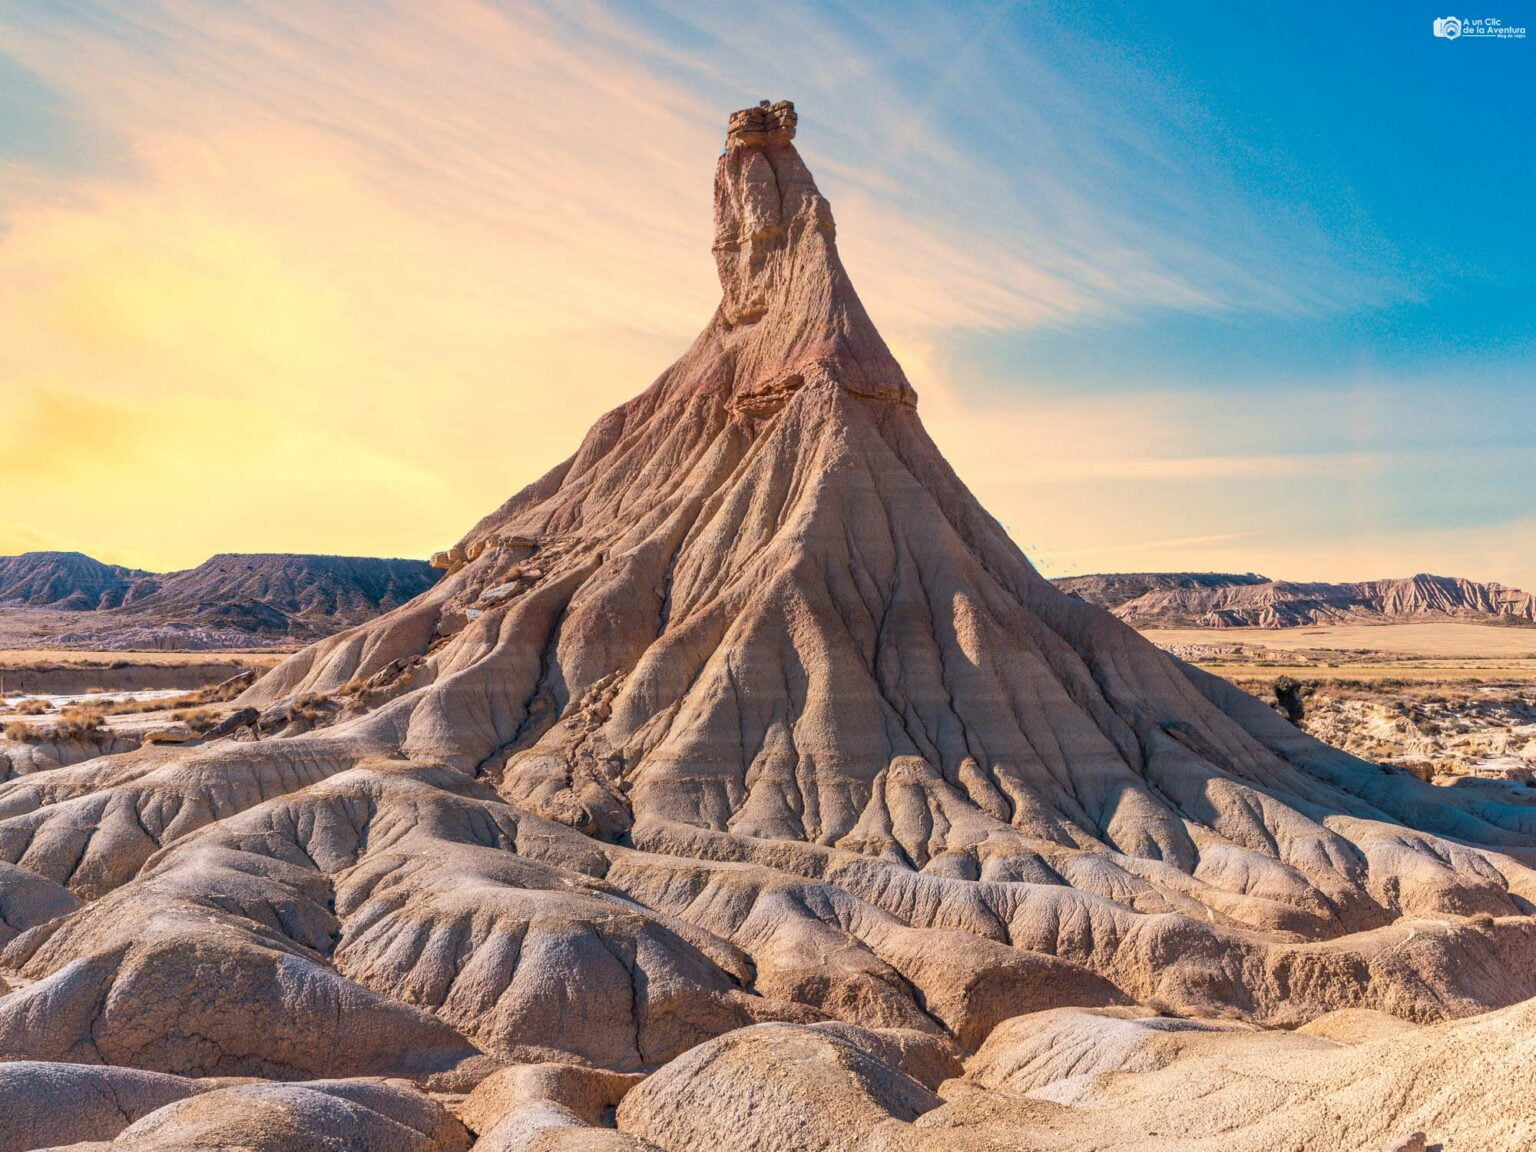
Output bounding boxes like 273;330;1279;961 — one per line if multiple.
0;1;1518;586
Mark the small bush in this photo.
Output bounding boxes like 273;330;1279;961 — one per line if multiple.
290;693;336;722
83;692;208;718
40;704;109;743
173;708;220;733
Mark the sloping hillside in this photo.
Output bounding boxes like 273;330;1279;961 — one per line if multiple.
0;552;150;610
0;552;440;648
1055;570;1536;628
117;554;442;632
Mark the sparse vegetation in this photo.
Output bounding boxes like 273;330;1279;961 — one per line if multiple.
290;694;337;722
1154;627;1536;784
52;705;109;742
173;708;220;733
3;704;111;744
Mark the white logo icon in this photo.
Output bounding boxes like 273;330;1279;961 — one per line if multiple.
1433;16;1464;38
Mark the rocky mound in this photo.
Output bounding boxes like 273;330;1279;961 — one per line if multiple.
0;552;148;611
614;1001;1535;1150
0;100;1532;1149
116;553;442;632
1056;569;1536;628
0;552;440;648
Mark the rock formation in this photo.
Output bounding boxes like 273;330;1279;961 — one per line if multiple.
0;552;149;611
0;101;1533;1150
1056;569;1536;628
0;552;441;648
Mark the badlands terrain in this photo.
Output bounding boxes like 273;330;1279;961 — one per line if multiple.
1056;570;1536;630
1152;623;1536;787
0;551;440;650
1;102;1533;1151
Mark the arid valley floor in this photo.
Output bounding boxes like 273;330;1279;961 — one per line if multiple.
1;102;1533;1152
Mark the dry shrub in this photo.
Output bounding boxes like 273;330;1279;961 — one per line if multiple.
3;708;105;743
290;693;336;722
199;672;258;703
83;692;208;718
173;708;220;733
13;699;51;715
52;705;107;742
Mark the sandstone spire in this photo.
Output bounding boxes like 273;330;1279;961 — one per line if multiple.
711;99;916;408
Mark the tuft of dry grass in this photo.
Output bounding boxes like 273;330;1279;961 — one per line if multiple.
4;705;107;743
52;705;108;742
289;694;336;722
172;708;220;733
75;687;230;720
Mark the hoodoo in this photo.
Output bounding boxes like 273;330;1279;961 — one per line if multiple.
1;102;1533;1150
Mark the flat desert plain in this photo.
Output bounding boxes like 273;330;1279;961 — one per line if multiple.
1144;623;1536;782
1145;621;1536;681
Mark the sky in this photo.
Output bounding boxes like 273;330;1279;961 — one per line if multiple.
1;1;1532;586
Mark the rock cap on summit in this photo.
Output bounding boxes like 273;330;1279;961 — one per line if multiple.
726;99;797;147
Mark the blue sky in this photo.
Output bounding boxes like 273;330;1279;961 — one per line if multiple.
1;1;1532;584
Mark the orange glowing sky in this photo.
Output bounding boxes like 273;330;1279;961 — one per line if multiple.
3;2;1532;587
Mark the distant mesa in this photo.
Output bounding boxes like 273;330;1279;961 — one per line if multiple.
0;551;440;648
1054;570;1536;628
0;551;150;611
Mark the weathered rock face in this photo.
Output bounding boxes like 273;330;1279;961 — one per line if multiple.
0;552;441;649
1055;570;1536;628
0;552;149;610
1;101;1534;1149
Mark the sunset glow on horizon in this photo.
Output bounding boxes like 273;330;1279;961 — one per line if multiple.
3;2;1532;586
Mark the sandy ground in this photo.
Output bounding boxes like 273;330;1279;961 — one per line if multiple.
1143;621;1536;656
1138;624;1536;781
0;650;283;696
0;649;290;668
1143;622;1536;683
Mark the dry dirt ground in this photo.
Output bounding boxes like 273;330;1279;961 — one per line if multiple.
1145;621;1536;673
0;649;292;667
0;649;286;696
1144;623;1536;783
